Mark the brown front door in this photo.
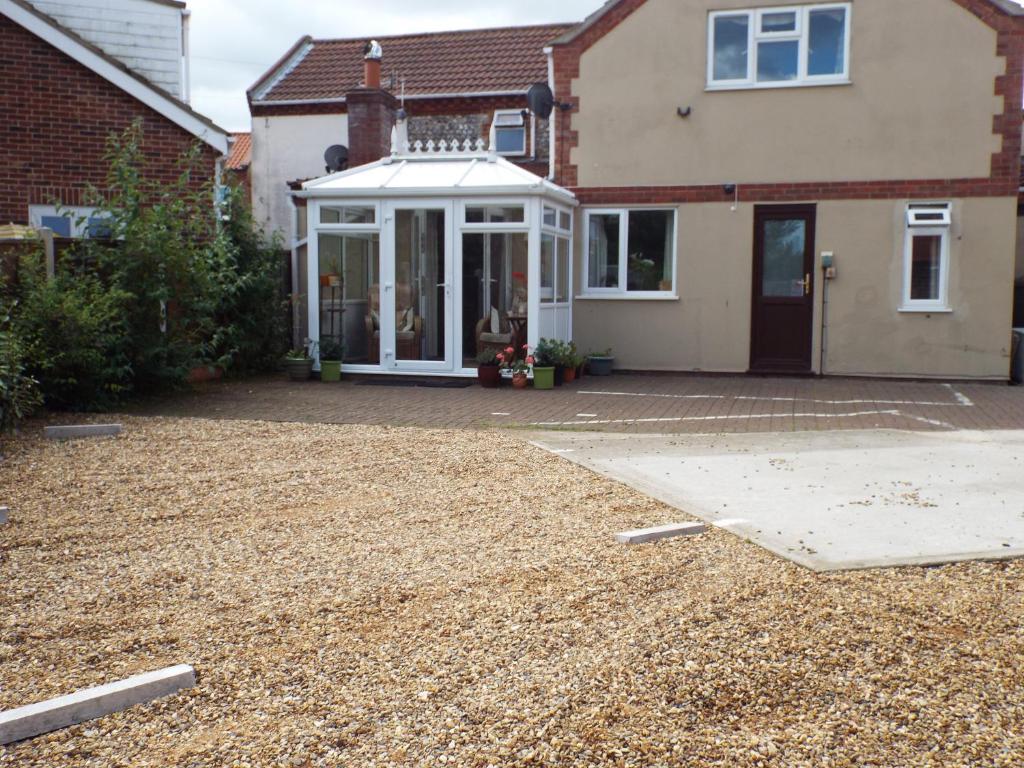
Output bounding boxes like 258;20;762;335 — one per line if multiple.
750;205;816;373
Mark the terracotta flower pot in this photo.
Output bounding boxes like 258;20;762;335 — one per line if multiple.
478;364;502;389
512;372;529;389
563;366;577;384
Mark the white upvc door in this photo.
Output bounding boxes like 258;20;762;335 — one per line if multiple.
381;200;456;373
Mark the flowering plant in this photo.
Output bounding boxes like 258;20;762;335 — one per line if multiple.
495;344;534;375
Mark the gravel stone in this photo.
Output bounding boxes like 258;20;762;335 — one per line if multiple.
1;415;1022;767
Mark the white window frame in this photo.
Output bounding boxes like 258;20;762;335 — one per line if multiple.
707;2;851;91
901;202;952;313
490;109;527;157
28;204;105;238
581;208;677;299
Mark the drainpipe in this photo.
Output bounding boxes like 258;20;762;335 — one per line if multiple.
181;9;191;103
544;46;556;181
287;193;301;350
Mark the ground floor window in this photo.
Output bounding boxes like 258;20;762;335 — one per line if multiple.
902;203;951;312
28;205;110;238
461;231;529;368
584;209;676;296
541;233;570;304
318;233;380;363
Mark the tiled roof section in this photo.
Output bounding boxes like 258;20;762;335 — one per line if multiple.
226;132;251;171
256;23;575;103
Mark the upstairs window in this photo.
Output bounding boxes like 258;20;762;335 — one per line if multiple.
492;110;527;156
902;203;952;313
708;3;851;90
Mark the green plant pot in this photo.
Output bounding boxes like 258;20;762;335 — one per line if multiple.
533;366;555;390
285;358;313;382
320;360;342;382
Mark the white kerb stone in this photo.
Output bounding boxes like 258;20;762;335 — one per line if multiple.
43;424;122;441
0;506;7;525
615;522;707;545
0;664;195;745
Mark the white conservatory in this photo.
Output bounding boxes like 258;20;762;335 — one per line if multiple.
296;135;577;376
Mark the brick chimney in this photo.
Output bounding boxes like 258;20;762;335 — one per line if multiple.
346;40;396;167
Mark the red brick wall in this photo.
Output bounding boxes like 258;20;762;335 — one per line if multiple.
0;14;219;225
345;88;398;167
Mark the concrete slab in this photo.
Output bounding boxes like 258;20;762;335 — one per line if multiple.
0;664;195;745
615;522;707;544
43;424;122;441
530;429;1024;572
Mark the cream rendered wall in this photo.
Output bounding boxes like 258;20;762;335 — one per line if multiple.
570;0;1004;187
28;0;186;99
571;197;1017;378
251;113;348;240
821;197;1016;379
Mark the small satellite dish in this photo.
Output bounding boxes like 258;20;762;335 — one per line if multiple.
324;145;349;173
526;82;555;120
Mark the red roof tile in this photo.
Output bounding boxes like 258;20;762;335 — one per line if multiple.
253;23;575;104
226;132;251;170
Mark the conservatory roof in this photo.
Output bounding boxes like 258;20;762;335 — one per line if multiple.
300;152;577;205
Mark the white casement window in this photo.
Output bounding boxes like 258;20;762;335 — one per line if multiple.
27;205;111;238
583;209;676;297
902;203;952;313
708;3;851;90
491;110;527;156
541;206;572;305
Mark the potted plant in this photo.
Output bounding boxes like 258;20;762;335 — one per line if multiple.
562;342;582;384
588;348;615;377
532;339;557;390
476;349;502;388
497;345;533;389
284;344;314;381
319;337;344;382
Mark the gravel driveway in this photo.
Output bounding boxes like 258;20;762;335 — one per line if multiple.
1;417;1022;767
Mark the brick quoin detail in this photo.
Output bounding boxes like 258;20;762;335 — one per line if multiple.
0;15;219;225
550;0;1024;202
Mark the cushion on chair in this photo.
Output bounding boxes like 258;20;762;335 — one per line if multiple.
490;307;501;334
480;332;513;344
371;310;380;330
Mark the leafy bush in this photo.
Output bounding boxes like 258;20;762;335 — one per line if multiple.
13;252;133;411
0;306;42;432
5;120;288;412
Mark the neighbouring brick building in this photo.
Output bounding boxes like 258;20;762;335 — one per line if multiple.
247;24;572;241
0;0;229;234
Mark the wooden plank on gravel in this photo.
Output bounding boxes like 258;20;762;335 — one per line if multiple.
0;665;195;745
615;522;707;545
43;424;122;441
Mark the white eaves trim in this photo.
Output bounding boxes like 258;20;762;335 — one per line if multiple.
1;0;228;155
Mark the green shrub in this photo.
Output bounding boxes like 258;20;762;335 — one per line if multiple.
13;253;132;411
0;306;42;432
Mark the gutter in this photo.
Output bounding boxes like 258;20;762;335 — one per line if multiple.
251;89;532;109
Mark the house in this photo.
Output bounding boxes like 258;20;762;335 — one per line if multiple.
0;0;229;235
291;0;1023;381
225;132;252;200
246;24;573;242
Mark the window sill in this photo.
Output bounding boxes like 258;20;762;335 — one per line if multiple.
705;79;851;93
898;306;953;314
576;294;679;302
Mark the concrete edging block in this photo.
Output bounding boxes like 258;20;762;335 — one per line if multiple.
615;522;707;545
0;664;195;745
0;506;7;525
43;424;122;441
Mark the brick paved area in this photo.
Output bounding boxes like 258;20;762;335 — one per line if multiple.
132;373;1024;433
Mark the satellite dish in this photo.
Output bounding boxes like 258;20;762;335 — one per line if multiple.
526;82;555;120
324;145;349;173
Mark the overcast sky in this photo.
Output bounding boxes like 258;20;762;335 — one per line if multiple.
189;0;604;132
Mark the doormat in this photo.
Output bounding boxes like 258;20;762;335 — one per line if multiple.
418;380;473;389
356;380;418;387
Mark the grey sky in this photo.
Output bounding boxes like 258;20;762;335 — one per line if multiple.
189;0;605;132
